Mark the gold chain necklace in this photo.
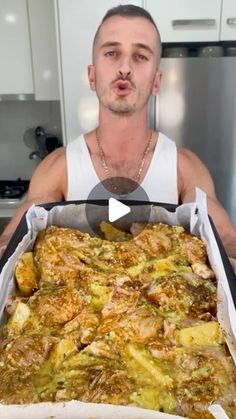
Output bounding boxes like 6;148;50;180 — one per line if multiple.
95;128;153;184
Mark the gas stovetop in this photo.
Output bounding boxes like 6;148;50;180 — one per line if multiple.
0;180;29;201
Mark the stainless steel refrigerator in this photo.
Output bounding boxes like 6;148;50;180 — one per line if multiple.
156;56;236;224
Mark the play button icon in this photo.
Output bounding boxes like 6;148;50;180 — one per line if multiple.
109;198;131;222
85;176;151;237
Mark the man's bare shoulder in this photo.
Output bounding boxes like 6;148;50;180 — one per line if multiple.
176;146;216;202
177;146;211;180
28;146;67;201
31;147;66;178
39;146;66;169
177;146;203;167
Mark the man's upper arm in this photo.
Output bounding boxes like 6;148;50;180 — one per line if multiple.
178;148;217;203
177;148;236;257
27;147;67;202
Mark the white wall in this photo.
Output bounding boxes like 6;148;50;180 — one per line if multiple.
0;100;61;180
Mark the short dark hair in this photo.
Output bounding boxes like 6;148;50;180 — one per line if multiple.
93;4;162;66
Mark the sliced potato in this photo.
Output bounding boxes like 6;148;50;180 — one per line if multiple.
100;221;131;241
15;252;38;295
4;302;31;336
127;344;173;388
175;321;224;346
50;339;77;369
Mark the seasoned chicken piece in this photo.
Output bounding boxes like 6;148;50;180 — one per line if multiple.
89;340;118;359
146;273;217;321
30;287;83;326
4;287;84;338
191;262;215;279
128;308;163;342
132;223;207;265
98;294;162;344
32;338;133;405
34;226;99;254
163;320;176;341
60;308;100;345
101;287;140;319
81;364;133;406
33;225;146;286
34;226;103;287
0;335;56;403
0;335;55;374
148;341;178;361
131;222;184;238
90;240;147;275
177;232;207;264
133;225;173;258
174;347;236;418
100;314;161;344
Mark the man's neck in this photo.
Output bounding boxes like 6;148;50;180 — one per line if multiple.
98;109;150;156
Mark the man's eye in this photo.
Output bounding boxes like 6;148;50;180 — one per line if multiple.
105;51;116;57
137;54;148;61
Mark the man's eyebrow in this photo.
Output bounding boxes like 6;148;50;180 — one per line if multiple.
100;41;121;49
132;43;154;55
99;41;154;55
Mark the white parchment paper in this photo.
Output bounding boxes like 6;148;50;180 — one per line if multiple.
0;189;235;419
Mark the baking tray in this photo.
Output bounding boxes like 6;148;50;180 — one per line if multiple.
0;198;235;419
0;199;235;307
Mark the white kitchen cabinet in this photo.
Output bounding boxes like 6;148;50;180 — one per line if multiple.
146;0;222;42
0;0;34;94
55;0;142;144
27;0;60;100
220;0;236;40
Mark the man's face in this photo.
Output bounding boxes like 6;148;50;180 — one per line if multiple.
88;15;161;115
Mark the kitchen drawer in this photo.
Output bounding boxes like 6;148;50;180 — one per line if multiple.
146;0;222;42
220;0;236;40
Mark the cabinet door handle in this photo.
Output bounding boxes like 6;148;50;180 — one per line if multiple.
227;17;236;26
172;19;216;28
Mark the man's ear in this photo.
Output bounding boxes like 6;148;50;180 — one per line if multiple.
151;70;162;96
88;65;96;91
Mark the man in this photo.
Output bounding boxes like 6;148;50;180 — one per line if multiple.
0;4;236;266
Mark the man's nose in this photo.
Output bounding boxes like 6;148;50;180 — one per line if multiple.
118;56;132;79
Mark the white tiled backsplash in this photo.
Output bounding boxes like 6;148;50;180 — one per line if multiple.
0;101;62;180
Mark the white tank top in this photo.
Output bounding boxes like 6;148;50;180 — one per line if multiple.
66;132;178;204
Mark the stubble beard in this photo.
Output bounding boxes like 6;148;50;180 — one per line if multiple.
97;75;155;116
102;90;151;116
107;100;136;115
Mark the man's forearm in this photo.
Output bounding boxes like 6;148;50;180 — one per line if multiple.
0;195;60;260
0;233;11;258
221;234;236;259
0;201;32;258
